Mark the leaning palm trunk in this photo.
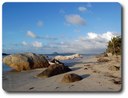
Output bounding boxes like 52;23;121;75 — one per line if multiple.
112;41;116;55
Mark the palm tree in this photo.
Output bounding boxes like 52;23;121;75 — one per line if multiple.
106;36;121;55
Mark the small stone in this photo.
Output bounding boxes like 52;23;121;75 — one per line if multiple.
61;73;82;83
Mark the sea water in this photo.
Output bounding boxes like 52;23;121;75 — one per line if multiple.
2;55;12;72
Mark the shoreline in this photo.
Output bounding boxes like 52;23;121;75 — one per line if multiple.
2;54;93;72
2;55;121;91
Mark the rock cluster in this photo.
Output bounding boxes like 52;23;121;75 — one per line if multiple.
3;53;49;71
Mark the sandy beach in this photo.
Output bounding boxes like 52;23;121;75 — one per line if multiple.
2;55;121;92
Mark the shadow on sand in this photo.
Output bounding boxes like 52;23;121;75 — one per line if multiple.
64;62;83;67
70;67;82;71
81;74;90;79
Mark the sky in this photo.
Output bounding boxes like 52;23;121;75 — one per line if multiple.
2;2;121;54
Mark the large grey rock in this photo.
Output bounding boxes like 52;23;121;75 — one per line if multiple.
37;64;71;78
3;53;50;71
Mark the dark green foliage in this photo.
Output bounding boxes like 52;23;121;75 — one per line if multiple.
106;36;121;55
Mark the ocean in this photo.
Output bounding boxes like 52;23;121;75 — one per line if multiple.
2;53;97;72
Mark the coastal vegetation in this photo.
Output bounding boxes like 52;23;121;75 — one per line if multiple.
106;36;121;55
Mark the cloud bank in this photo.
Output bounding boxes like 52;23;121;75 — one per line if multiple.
43;31;117;53
19;31;118;54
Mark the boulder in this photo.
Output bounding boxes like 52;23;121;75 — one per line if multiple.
3;52;50;71
61;73;82;83
37;64;71;78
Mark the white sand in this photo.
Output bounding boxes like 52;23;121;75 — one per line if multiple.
2;55;121;92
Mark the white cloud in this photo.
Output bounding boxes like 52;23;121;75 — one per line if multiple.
22;41;27;46
65;14;86;25
101;31;115;41
75;31;116;53
78;7;87;12
86;31;116;42
27;31;37;38
32;41;42;48
87;32;98;39
37;20;43;27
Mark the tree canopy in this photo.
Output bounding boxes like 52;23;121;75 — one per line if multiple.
106;36;121;55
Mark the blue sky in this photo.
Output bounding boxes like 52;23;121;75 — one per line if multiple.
2;2;121;54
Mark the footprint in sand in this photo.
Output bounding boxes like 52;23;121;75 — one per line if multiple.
29;87;34;90
69;85;74;88
55;87;59;89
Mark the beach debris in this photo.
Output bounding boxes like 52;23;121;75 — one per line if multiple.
92;70;100;73
84;64;91;66
84;68;88;70
98;82;101;84
105;74;119;79
55;87;59;89
111;78;121;85
69;84;74;88
108;65;120;71
97;57;110;62
29;87;34;90
3;52;50;71
93;70;97;73
61;73;82;83
54;54;82;60
37;64;71;78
